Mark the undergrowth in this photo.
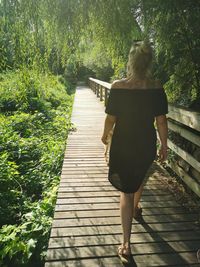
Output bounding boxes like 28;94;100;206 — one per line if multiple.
0;68;74;267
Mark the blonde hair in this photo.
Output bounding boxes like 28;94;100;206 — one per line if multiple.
127;41;153;79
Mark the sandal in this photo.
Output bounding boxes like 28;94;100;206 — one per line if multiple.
133;207;143;220
117;244;131;264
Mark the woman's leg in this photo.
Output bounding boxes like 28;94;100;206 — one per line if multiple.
133;164;153;217
133;182;144;216
120;192;134;249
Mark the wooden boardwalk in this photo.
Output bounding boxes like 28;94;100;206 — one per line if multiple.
45;85;200;267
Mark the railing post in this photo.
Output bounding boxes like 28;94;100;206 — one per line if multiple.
104;88;108;106
95;83;97;95
89;77;110;106
100;86;103;101
90;80;92;91
92;81;95;93
97;85;100;98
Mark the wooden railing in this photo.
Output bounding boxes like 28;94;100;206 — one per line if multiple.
88;77;200;197
89;78;111;104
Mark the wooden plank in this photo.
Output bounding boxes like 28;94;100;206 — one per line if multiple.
61;170;108;174
59;176;107;181
56;195;174;204
62;159;106;162
62;163;108;167
52;213;198;228
46;259;200;267
168;104;200;131
62;157;106;160
53;207;192;219
167;161;200;197
61;167;108;170
59;177;109;181
57;185;168;192
65;148;105;151
48;230;200;248
58;181;163;187
59;177;162;183
45;258;200;267
65;146;104;149
57;191;120;198
50;222;196;237
59;178;108;183
168;139;200;172
167;120;200;147
56;194;174;202
57;190;171;198
59;175;162;182
57;188;178;195
60;173;107;178
65;153;106;156
46;241;200;261
55;201;182;212
57;187;112;192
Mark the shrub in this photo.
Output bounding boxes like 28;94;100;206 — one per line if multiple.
0;69;74;266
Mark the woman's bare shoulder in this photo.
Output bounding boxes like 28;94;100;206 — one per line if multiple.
111;79;127;89
111;78;164;90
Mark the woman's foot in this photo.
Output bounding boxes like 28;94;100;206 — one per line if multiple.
117;244;131;264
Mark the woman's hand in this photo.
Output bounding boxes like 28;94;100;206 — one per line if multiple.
102;115;116;145
158;145;168;162
101;134;108;145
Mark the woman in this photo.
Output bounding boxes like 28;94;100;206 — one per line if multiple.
101;41;168;263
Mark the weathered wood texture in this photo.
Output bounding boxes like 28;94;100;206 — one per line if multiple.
45;85;200;267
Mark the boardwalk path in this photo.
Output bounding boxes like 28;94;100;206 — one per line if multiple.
45;85;200;267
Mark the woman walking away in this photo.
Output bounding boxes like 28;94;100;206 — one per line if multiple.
101;41;168;263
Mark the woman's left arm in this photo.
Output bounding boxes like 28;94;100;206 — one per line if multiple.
155;115;168;162
101;115;116;144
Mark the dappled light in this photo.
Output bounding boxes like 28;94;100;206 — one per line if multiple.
1;1;200;266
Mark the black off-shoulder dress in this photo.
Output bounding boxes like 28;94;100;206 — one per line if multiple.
105;88;168;193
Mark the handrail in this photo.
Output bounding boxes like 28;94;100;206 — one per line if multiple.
89;77;111;90
168;104;200;132
88;77;200;197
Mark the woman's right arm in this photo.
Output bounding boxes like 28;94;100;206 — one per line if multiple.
155;115;168;162
101;114;116;145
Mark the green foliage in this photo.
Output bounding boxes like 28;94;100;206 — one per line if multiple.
1;0;199;105
0;69;70;113
0;69;74;266
0;185;58;267
76;0;142;81
79;39;114;81
0;0;75;74
77;0;200;105
73;0;200;105
135;0;200;106
62;55;78;94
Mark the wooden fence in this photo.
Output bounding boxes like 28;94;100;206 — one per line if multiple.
88;77;200;197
